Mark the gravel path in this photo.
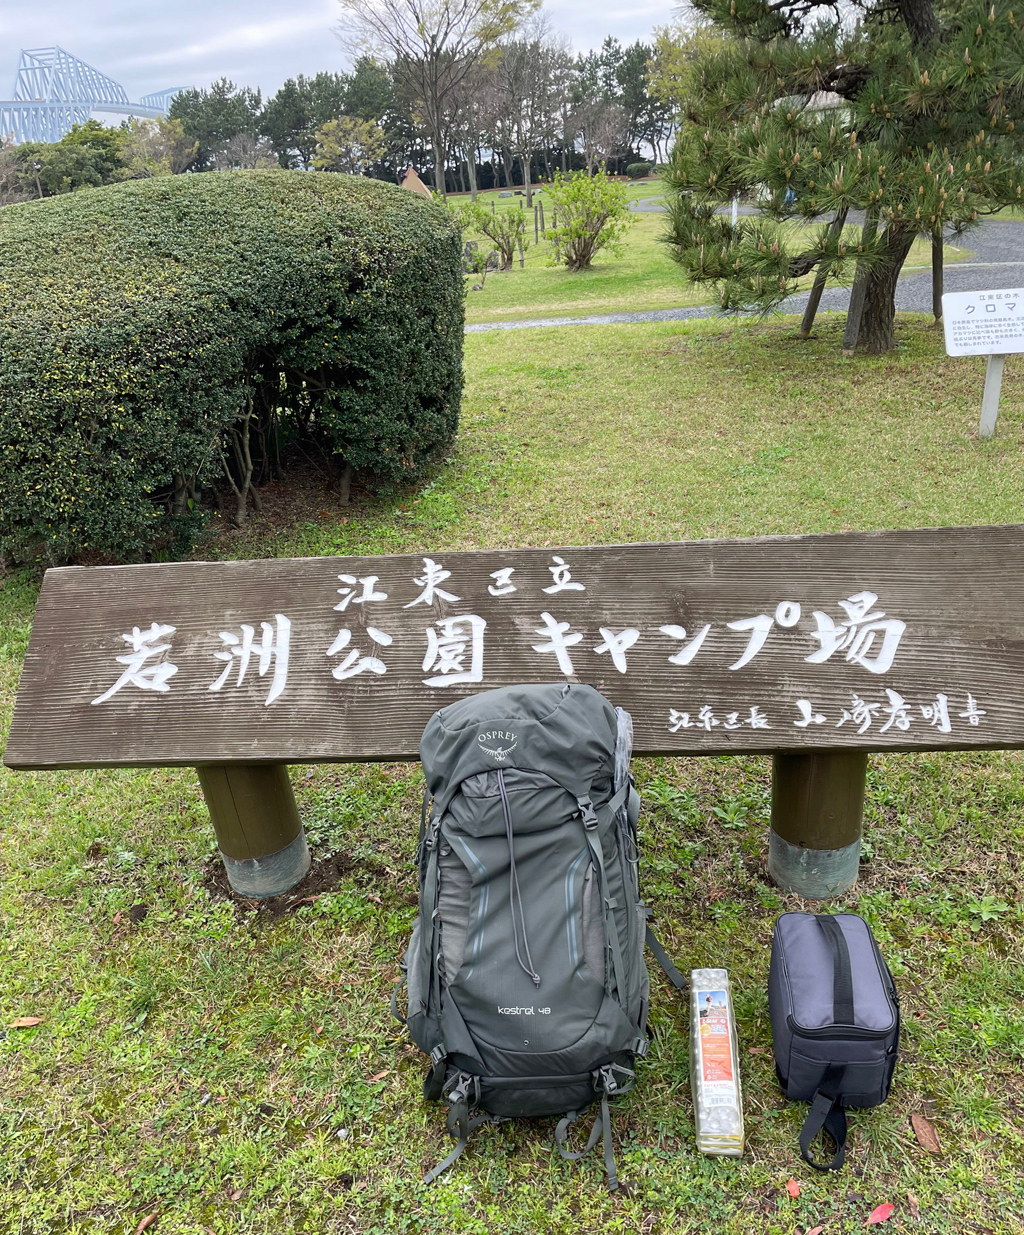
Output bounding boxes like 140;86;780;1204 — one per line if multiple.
466;214;1024;334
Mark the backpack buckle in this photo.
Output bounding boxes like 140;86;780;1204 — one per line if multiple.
577;797;599;829
594;1063;635;1095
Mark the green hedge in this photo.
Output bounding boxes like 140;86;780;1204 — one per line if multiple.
0;170;464;563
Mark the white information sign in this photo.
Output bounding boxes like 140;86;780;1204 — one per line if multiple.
942;287;1024;356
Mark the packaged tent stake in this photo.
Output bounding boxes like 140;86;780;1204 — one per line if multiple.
690;969;744;1157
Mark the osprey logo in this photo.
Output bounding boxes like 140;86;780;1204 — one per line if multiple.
477;730;518;762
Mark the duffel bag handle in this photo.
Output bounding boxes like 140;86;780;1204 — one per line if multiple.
816;914;855;1025
800;1089;848;1171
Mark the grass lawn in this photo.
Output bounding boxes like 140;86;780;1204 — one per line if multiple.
462;204;967;326
2;316;1024;1233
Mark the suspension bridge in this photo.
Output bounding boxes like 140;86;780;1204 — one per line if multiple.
0;47;184;146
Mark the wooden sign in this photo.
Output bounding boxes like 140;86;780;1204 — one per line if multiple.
5;524;1024;770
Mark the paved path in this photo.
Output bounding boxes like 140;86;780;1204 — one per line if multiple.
466;215;1024;334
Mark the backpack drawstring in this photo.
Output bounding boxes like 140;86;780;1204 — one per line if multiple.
496;768;541;988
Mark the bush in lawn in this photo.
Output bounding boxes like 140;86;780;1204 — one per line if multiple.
459;200;528;271
0;170;464;564
544;171;635;273
626;162;653;179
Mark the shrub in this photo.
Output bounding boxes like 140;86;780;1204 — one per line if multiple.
544;171;635;273
0;170;464;563
626;162;653;179
458;201;528;271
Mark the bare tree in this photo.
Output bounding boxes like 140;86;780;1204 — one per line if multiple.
336;0;539;195
0;141;27;207
213;133;278;170
576;100;628;174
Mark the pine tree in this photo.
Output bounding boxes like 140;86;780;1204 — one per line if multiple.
663;0;1024;353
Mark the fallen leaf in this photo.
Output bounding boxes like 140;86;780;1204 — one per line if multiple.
230;1189;244;1201
9;1017;42;1028
367;1070;391;1083
867;1203;895;1225
806;1228;825;1235
907;1192;921;1220
112;912;122;925
787;1178;801;1199
911;1113;941;1154
134;1215;158;1235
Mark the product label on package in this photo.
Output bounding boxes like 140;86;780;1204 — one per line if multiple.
698;989;736;1108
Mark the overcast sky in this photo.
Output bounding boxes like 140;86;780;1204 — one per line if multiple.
1;0;676;104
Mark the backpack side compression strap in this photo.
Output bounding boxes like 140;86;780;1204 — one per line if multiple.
644;926;688;992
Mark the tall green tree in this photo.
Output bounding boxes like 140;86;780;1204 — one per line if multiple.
262;72;352;167
663;0;1024;353
168;78;263;171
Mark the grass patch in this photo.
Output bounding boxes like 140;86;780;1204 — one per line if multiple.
462;206;967;325
1;317;1023;1233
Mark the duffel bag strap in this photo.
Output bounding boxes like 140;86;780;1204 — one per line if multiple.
799;1089;848;1172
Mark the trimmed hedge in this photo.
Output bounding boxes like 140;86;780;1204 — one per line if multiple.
0;170;464;563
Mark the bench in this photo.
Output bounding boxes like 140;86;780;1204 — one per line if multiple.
6;524;1024;899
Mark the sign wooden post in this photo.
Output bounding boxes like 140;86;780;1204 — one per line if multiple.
941;287;1024;438
6;526;1024;900
197;764;308;897
770;752;867;897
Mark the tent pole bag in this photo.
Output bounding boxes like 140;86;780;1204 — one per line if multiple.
768;913;900;1170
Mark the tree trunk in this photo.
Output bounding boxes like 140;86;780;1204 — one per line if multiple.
467;152;478;202
841;208;880;356
524;152;533;207
856;226;917;355
932;227;943;324
898;0;940;47
432;134;446;197
501;147;514;189
800;207;848;338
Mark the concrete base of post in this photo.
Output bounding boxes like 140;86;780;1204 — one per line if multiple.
220;829;311;898
769;751;867;899
198;763;310;898
768;829;860;899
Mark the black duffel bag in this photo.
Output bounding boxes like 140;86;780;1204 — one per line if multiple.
768;912;900;1171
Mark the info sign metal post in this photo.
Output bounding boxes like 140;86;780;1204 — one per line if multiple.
941;287;1024;437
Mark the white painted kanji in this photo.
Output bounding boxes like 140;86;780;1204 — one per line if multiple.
542;556;585;594
423;615;486;687
404;558;459;608
487;567;517;597
959;694;987;726
793;699;827;728
920;693;952;734
805;592;906;675
91;623;178;705
210;614;291;705
327;627;393;680
334;574;387;611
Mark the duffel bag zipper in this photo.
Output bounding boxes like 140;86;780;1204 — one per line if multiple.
787;1014;897;1040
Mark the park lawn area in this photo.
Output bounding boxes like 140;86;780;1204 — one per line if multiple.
2;315;1024;1233
463;210;966;325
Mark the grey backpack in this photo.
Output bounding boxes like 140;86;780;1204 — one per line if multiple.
395;683;685;1188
